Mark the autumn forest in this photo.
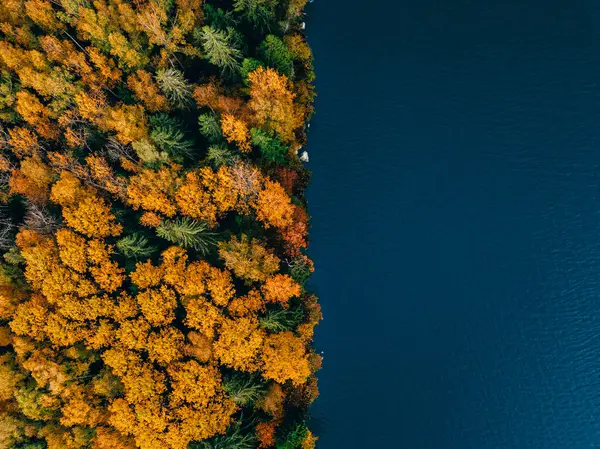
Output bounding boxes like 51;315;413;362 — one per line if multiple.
0;0;320;448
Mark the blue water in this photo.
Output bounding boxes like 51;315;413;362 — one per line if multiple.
306;1;600;448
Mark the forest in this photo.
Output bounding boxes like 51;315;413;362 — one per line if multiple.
0;0;320;448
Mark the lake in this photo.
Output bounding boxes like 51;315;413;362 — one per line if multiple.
305;0;600;448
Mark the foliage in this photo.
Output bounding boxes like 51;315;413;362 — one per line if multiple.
223;372;267;406
219;234;280;282
248;67;302;143
206;145;236;167
259;303;304;332
116;233;155;259
193;420;257;449
156;217;217;254
156;68;193;109
259;35;295;78
276;424;309;449
221;113;251;152
241;58;264;83
204;5;239;30
252;128;289;163
198;26;242;74
0;0;319;447
233;0;277;31
262;331;311;385
149;113;194;162
290;261;312;285
198;112;224;144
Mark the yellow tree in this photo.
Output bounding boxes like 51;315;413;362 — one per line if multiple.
102;104;148;144
127;165;179;217
15;91;57;139
7;126;39;157
261;274;300;306
62;195;122;238
136;286;178;326
248;67;302;143
255;180;294;229
175;170;218;226
8;156;54;204
218;235;280;283
213;317;265;371
261;332;311;385
221;113;251;152
127;70;168;112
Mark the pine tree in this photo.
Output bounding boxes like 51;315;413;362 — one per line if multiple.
222;373;266;406
198;26;242;74
233;0;277;31
206;145;236;167
276;424;309;449
204;5;239;30
240;58;264;84
156;217;217;254
289;258;312;285
259;304;304;332
155;68;193;109
194;421;257;449
116;233;155;259
149;113;194;162
198;112;224;143
251;128;288;163
259;35;294;78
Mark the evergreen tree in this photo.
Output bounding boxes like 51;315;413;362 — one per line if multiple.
240;58;264;83
204;5;239;30
155;68;193;109
149;113;194;162
276;424;309;449
194;421;256;449
233;0;277;31
198;26;242;74
259;303;304;332
289;259;311;285
222;373;266;406
251;128;289;163
198;112;224;143
156;218;217;254
116;233;155;259
206;145;236;167
259;35;294;78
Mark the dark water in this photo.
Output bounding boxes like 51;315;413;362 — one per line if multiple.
305;1;600;448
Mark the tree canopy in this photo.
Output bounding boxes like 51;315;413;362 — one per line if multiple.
0;0;319;448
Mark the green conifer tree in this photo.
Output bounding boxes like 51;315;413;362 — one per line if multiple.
259;35;294;78
251;128;289;163
149;113;194;162
156;218;217;254
155;68;193;109
198;26;242;74
116;233;155;259
222;373;266;406
198;112;224;143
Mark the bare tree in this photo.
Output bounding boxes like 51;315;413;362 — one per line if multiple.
103;137;138;164
230;162;262;202
0;218;14;250
24;203;59;235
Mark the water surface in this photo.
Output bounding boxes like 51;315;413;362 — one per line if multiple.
306;1;600;447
